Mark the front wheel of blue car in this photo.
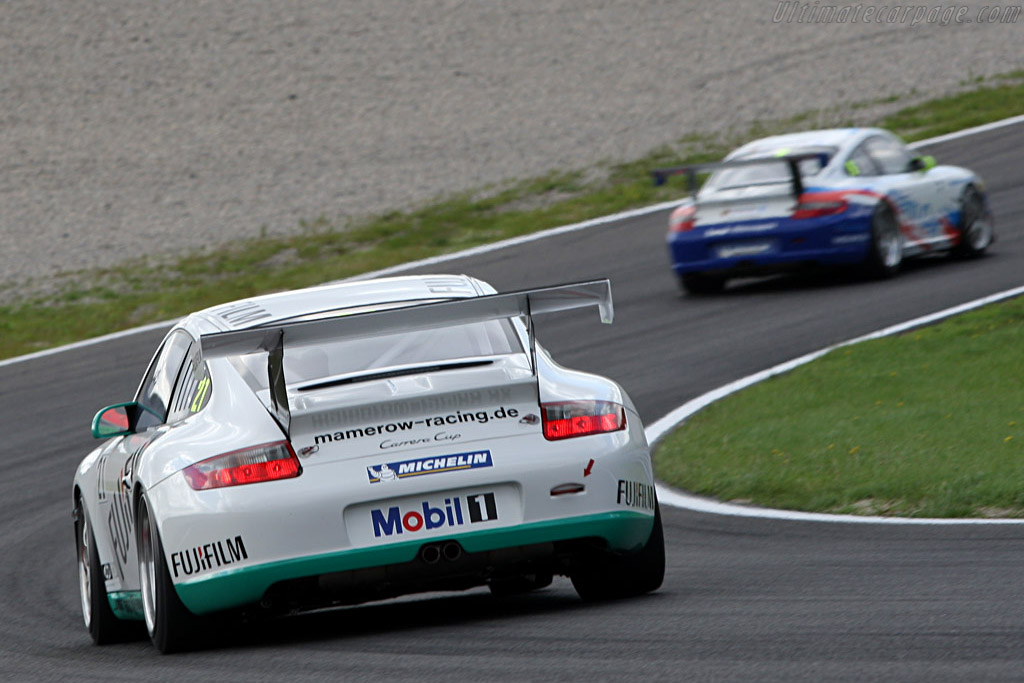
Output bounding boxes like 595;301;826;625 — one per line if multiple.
570;503;665;601
138;493;202;654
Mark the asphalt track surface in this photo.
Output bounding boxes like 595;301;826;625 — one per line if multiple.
1;123;1022;680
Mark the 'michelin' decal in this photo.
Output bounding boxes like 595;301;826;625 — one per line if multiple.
366;450;492;483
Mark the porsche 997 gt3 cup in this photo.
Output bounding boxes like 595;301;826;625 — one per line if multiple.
654;128;994;294
72;275;664;653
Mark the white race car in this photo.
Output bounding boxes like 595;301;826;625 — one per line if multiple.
73;275;664;653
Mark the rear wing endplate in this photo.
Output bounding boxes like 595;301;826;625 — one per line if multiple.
199;279;613;435
651;152;829;201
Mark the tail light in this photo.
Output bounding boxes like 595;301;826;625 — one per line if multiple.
183;441;301;490
542;401;626;440
793;193;848;219
668;204;697;233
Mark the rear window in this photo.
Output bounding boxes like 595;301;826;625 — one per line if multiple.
231;319;523;390
704;146;835;191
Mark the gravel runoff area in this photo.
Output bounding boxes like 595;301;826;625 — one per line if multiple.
2;1;1021;298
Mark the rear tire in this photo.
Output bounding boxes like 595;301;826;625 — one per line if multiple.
865;202;902;278
75;501;139;644
953;185;993;257
571;503;665;601
137;493;202;654
680;273;726;295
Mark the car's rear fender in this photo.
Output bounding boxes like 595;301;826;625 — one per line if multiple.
134;360;287;491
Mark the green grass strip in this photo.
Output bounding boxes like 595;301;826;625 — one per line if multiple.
2;73;1023;361
654;295;1024;518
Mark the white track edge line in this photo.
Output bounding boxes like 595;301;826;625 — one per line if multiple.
342;199;686;283
650;284;1024;524
0;199;679;371
906;113;1024;149
0;320;177;369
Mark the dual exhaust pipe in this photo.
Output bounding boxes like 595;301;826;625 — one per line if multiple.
419;541;463;565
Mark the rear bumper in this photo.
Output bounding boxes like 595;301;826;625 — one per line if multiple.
670;244;870;277
667;212;874;277
147;426;655;615
173;510;654;614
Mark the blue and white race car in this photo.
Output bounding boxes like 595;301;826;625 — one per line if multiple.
654;128;994;294
72;275;663;653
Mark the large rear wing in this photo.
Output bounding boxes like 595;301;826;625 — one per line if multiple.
651;152;829;201
199;279;613;434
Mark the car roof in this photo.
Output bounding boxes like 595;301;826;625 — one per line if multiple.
184;274;490;335
726;128;895;160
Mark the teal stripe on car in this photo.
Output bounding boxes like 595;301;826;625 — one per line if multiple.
175;511;653;614
108;590;145;621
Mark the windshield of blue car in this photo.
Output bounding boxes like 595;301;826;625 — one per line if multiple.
230;319;524;391
703;146;836;191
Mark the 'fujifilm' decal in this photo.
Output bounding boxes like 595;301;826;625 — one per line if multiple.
171;536;248;578
616;480;656;511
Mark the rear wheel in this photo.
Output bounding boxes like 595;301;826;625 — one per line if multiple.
680;273;726;295
571;503;665;601
953;185;993;257
75;500;138;644
138;493;202;654
865;202;902;278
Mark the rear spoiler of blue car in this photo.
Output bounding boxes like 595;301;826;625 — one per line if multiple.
199;280;613;435
651;152;830;200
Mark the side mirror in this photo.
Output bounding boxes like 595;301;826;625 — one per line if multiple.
91;402;137;439
909;155;936;173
